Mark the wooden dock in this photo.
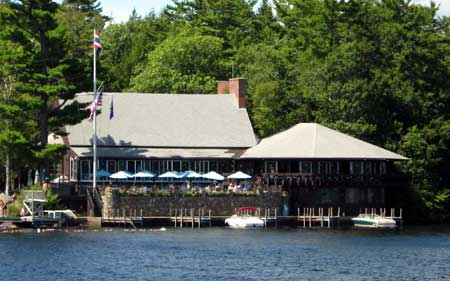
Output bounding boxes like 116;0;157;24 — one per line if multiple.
99;207;403;228
170;208;212;228
102;209;144;229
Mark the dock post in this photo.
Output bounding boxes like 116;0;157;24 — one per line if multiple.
320;208;324;228
400;208;403;225
275;208;278;227
198;209;201;229
180;208;184;228
122;209;125;228
174;208;178;228
191;208;194;228
208;210;211;227
264;208;267;227
328;208;331;228
309;208;312;228
297;208;300;222
337;207;341;227
303;208;306;228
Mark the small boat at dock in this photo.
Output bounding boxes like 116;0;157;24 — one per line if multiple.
225;207;264;229
352;214;397;228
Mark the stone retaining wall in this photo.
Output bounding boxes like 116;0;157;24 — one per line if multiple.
101;188;284;216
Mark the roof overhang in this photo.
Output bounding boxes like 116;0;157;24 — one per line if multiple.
71;147;244;159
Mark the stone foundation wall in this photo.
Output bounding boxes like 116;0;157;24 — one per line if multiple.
101;188;284;216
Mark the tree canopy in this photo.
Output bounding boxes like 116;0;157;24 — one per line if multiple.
1;0;450;219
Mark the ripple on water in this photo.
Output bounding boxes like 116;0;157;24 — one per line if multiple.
0;226;450;281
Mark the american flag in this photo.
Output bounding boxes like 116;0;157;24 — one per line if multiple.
89;84;104;122
93;31;102;56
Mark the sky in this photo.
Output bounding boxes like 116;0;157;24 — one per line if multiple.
98;0;450;24
99;0;172;23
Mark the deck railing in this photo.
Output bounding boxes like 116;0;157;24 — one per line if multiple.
24;191;46;201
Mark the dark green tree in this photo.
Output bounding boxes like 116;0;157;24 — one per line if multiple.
129;26;225;94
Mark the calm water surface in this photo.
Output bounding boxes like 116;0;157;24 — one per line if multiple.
1;226;449;281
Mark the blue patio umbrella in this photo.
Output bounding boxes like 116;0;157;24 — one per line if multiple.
202;171;225;181
132;170;156;178
227;171;251;179
109;171;133;179
180;170;202;179
158;171;179;178
96;169;111;178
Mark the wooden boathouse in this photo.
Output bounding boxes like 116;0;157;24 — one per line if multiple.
47;78;408;217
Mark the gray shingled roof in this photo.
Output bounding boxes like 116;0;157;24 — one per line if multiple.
241;123;407;160
65;93;257;148
71;147;244;159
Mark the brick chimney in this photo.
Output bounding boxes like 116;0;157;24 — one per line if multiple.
217;81;229;95
217;78;246;108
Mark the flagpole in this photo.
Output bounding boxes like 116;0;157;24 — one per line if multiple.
93;29;97;195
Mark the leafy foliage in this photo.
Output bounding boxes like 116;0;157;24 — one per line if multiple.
1;0;450;220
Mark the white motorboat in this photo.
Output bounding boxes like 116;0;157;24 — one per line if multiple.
352;214;397;228
225;207;264;229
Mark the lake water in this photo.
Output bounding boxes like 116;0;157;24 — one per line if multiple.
1;226;449;281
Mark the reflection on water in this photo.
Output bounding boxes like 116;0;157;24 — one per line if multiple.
1;226;449;281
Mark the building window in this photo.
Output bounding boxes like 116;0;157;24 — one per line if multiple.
380;161;387;175
197;160;209;174
80;159;91;181
365;161;372;175
118;160;126;171
152;160;161;174
209;161;218;172
265;161;278;173
143;160;151;172
182;160;190;171
127;160;135;173
330;161;340;175
350;161;364;175
172;160;182;172
107;160;116;174
162;160;171;172
70;158;78;181
135;160;142;172
278;161;290;173
218;160;232;174
318;161;330;175
299;161;312;174
99;159;107;171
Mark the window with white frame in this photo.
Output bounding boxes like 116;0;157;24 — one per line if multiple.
318;161;330;175
365;161;372;175
299;161;312;174
265;161;278;173
380;161;387;175
330;161;340;175
117;160;126;171
80;159;91;181
350;161;364;175
70;158;78;181
107;160;116;173
172;160;182;172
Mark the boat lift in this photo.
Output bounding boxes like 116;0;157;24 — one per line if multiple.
21;191;65;227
